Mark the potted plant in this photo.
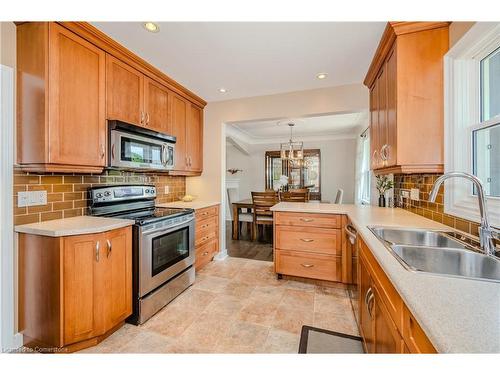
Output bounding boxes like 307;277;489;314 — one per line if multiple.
376;175;394;207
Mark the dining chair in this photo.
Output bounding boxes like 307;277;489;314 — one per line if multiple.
227;188;254;239
289;188;309;201
335;188;344;204
279;191;308;202
251;191;278;241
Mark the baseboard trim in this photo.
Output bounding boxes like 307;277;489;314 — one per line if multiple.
214;248;228;261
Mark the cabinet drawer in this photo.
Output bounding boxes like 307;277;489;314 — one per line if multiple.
359;239;403;332
195;227;218;247
195;239;218;270
195;205;218;220
275;249;341;282
196;215;218;232
402;306;437;354
276;226;341;255
275;212;341;228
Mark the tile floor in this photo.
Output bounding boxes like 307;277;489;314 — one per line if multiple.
80;257;359;353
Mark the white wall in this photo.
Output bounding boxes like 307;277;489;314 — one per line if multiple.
0;21;21;351
226;137;357;203
187;83;368;254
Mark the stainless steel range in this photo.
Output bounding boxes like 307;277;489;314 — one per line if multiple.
89;185;195;325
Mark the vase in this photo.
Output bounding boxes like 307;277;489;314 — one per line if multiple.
378;194;386;207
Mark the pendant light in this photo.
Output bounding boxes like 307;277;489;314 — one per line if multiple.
280;122;304;161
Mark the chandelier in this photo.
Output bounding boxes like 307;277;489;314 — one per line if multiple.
280;122;304;161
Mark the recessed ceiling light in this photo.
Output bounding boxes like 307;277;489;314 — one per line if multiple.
143;22;160;33
218;88;227;93
316;73;328;80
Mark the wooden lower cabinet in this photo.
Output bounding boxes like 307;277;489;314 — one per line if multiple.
19;226;132;352
358;237;437;354
194;205;220;271
274;212;344;282
373;285;404;353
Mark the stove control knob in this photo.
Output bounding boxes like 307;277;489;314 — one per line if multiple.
96;193;103;198
104;191;111;197
150;188;155;193
145;189;150;194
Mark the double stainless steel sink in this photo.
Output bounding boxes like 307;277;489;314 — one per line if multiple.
369;227;500;283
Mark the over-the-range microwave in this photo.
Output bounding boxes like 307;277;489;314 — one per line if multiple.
108;120;176;171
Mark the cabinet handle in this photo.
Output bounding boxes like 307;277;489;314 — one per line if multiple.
106;239;112;258
367;292;375;319
300;238;314;242
111;144;115;160
100;145;105;159
380;144;389;161
345;224;357;244
95;241;100;262
300;218;314;222
146;112;150;125
188;156;192;167
364;287;372;306
301;263;314;268
140;111;145;124
372;150;379;165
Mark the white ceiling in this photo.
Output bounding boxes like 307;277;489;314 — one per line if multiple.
227;112;367;144
92;22;385;102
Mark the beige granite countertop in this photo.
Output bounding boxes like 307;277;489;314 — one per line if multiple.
15;216;135;237
271;202;500;353
157;201;220;210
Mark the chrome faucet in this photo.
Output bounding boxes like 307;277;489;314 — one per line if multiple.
429;172;499;257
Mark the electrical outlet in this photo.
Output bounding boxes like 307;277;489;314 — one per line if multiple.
164;186;170;194
18;191;47;207
400;190;410;199
410;188;420;201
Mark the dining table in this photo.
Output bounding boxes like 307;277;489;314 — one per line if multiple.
232;198;253;240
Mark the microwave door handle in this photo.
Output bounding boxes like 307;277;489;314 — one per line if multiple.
161;144;166;166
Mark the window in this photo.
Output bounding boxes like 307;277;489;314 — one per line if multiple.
445;22;500;226
360;132;371;204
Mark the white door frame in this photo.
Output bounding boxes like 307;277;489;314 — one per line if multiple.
0;64;22;351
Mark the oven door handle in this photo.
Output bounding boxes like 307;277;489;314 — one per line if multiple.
140;217;195;236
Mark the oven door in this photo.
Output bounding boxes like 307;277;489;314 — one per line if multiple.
138;217;195;297
110;129;173;171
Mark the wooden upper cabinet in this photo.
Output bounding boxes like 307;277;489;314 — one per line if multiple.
62;233;105;345
169;93;188;171
364;22;449;174
17;22;106;173
106;54;144;126
144;77;170;133
187;104;203;172
17;22;205;174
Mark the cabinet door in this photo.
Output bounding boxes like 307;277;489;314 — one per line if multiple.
359;257;375;353
386;45;397;167
369;81;380;170
377;65;388;168
63;233;105;345
186;104;203;172
48;23;106;167
103;227;132;331
106;54;144;126
169;93;188;171
144;77;170;133
374;286;404;353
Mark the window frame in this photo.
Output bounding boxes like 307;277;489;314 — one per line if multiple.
360;132;371;205
444;22;500;227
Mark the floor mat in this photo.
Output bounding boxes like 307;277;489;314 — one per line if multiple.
298;325;364;353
